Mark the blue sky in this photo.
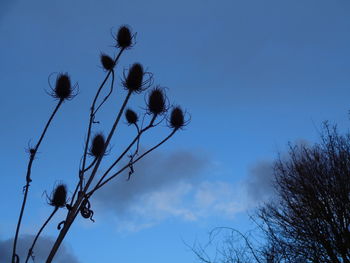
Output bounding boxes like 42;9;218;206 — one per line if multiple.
1;0;350;262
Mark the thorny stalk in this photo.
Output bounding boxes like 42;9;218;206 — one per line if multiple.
70;49;123;206
89;129;176;195
47;91;132;262
92;114;157;192
13;26;186;263
12;99;63;263
47;129;176;262
25;207;58;263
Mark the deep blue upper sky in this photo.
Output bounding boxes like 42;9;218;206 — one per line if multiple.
1;0;350;262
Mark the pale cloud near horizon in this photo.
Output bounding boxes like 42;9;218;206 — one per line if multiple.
107;180;249;232
89;149;273;232
2;154;277;236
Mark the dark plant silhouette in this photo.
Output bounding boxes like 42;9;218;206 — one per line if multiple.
192;124;350;263
12;25;188;263
258;124;350;263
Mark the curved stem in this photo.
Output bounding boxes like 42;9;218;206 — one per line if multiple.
72;49;123;205
25;207;58;263
83;158;98;173
93;121;154;192
12;99;63;263
46;91;132;262
70;157;97;209
94;70;115;115
84;91;132;193
89;129;176;196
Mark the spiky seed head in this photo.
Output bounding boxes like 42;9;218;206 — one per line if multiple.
101;54;115;71
125;109;138;125
117;26;132;48
90;133;105;158
50;184;67;208
125;63;144;92
170;106;185;130
148;87;166;115
55;74;72;100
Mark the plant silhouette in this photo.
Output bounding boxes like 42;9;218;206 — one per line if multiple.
12;25;187;263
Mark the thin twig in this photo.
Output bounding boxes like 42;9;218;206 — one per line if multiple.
12;99;63;263
46;90;132;262
93;70;115;115
92;115;157;192
25;207;58;263
70;49;123;206
70;158;97;208
88;129;176;195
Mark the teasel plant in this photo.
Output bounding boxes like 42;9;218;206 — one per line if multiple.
12;25;189;263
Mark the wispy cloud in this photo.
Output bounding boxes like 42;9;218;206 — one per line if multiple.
90;149;254;231
102;180;249;232
93;149;209;215
88;148;285;232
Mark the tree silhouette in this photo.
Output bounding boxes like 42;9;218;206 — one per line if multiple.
258;124;350;262
192;124;350;263
12;25;188;263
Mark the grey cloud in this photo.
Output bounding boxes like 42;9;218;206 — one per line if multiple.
245;160;275;204
0;235;79;263
93;149;209;215
244;139;312;205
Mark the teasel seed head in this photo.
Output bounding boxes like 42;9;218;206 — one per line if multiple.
54;73;72;100
125;109;138;125
90;133;105;158
100;54;115;71
123;63;149;93
50;184;67;208
116;26;132;49
169;106;185;130
148;87;167;115
47;72;77;101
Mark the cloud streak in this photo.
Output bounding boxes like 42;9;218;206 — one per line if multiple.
91;149;252;231
89;150;280;232
93;149;209;214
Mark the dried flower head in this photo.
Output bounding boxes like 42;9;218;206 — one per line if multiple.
47;73;77;101
147;87;167;115
122;63;152;93
49;184;67;208
100;54;115;71
89;133;105;158
125;109;138;125
116;26;132;49
55;74;72;100
169;106;185;130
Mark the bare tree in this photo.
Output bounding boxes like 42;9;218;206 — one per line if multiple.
189;227;267;263
259;124;350;263
192;124;350;263
11;25;188;263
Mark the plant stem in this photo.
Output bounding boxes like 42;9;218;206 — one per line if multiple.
25;207;58;263
93;120;155;191
12;99;63;263
89;129;176;195
46;91;132;262
71;49;123;206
